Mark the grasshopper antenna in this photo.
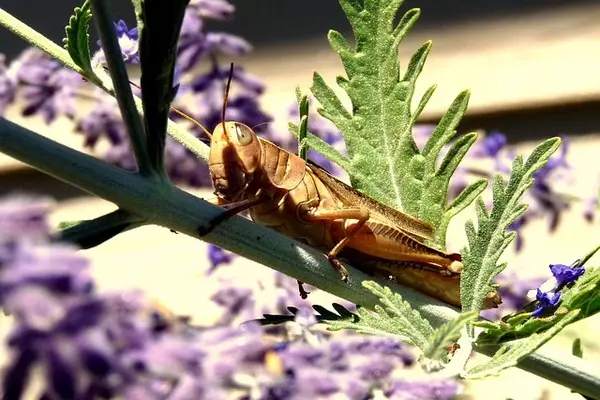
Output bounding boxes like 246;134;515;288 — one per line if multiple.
221;62;235;136
104;65;213;140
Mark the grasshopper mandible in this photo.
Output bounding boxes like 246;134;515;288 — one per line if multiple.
191;64;500;309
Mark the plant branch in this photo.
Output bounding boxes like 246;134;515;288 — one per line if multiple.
91;0;156;177
58;208;145;248
477;344;600;400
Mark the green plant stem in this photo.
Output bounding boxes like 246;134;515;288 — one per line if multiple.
478;345;600;400
91;0;156;178
1;117;600;397
0;7;209;162
58;208;145;248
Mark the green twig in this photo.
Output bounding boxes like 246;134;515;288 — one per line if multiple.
91;0;156;177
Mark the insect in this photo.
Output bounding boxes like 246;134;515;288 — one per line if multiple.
189;64;500;309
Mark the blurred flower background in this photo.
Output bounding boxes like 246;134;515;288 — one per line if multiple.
1;0;600;398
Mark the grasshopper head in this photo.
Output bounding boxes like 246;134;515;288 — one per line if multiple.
208;121;262;201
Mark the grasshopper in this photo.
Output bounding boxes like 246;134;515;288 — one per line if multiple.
191;65;500;309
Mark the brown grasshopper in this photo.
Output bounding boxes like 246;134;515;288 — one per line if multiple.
190;65;500;309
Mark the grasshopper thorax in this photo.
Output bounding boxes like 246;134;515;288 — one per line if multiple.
208;121;262;202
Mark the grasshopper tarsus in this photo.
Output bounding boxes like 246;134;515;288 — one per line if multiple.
297;280;310;299
327;255;349;282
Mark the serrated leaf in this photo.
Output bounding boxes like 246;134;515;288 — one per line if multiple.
63;0;93;73
298;0;478;249
411;84;436;124
422;131;478;245
423;311;477;361
461;138;561;314
288;123;351;171
138;0;190;172
446;179;488;218
358;281;434;350
466;310;580;379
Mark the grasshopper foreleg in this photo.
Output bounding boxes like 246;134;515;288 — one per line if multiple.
302;204;370;282
197;193;268;236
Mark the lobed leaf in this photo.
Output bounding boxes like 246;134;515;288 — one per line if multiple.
460;138;561;314
423;311;477;361
63;0;93;74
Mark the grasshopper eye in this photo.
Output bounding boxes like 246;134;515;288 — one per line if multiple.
234;124;253;146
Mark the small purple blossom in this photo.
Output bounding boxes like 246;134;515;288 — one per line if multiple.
480;272;546;320
549;263;585;287
206;244;234;274
471;131;507;159
0;53;17;114
190;0;234;20
93;20;140;65
532;289;562;317
13;48;83;123
388;378;461;400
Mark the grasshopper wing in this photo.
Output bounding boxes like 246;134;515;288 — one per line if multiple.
306;161;434;241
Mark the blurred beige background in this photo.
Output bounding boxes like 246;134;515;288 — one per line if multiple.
2;2;600;399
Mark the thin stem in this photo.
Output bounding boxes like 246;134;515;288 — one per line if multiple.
0;7;209;162
477;345;600;400
58;208;145;249
91;0;156;178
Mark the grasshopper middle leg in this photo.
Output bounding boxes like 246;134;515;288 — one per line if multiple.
302;203;370;282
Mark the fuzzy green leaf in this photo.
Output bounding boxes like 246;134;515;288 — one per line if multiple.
138;0;190;173
460;138;561;314
446;179;488;218
63;0;93;73
344;281;435;350
298;0;476;248
423;311;477;361
474;254;600;346
467;309;580;379
423;131;478;245
411;84;436;125
288;123;351;171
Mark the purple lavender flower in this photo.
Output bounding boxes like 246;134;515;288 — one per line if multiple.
92;20;140;65
206;244;233;274
532;289;562;317
177;1;247;74
13;48;83;123
190;0;234;20
470;131;507;159
480;272;546;320
75;94;126;147
388;378;461;400
0;53;17;114
549;263;585;287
